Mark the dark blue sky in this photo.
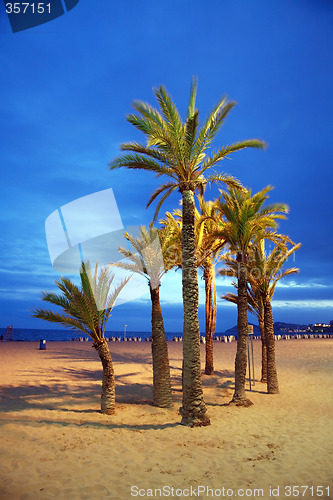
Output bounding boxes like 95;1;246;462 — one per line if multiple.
1;0;333;332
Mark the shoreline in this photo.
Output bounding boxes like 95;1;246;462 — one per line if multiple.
1;331;332;342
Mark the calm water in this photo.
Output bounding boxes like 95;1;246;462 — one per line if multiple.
0;328;186;342
0;327;234;342
0;327;323;342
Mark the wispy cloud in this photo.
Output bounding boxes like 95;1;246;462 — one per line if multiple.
272;299;333;309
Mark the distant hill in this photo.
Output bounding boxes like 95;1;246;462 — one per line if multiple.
225;323;261;335
274;321;308;331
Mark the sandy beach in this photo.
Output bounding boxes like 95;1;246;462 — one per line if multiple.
0;338;332;500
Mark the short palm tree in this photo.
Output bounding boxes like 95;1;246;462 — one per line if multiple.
32;262;130;415
115;224;173;408
213;186;288;405
222;236;299;387
247;240;301;393
222;273;266;382
196;195;226;375
109;80;266;426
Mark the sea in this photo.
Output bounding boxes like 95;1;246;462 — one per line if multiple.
0;327;233;342
0;327;324;342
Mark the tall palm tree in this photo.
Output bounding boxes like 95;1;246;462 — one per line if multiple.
213;186;288;406
32;262;130;415
109;80;266;426
160;197;226;376
115;224;174;408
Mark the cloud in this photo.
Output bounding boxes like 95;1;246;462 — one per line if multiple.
272;299;333;309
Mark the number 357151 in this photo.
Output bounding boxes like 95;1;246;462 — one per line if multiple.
5;3;51;14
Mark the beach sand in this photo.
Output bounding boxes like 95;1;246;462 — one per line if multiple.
0;339;332;500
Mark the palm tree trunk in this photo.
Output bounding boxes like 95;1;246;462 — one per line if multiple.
259;313;267;383
150;284;173;408
264;295;279;394
231;256;253;406
179;188;210;427
93;339;116;414
204;261;216;375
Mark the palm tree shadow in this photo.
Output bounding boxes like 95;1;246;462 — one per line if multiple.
39;347;98;362
246;385;267;395
1;362;248;418
112;351;152;364
0;414;180;430
0;379;181;430
49;347;152;365
0;366;158;413
201;369;235;389
0;383;99;413
115;373;153;405
206;401;232;408
212;369;235;378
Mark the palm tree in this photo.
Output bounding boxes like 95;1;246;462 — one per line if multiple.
213;186;288;406
115;224;173;408
222;237;299;386
247;240;301;393
196;195;226;375
32;262;130;415
109;80;266;426
222;275;266;382
160;196;226;376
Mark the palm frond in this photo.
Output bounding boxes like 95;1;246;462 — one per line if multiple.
147;183;179;222
32;262;130;342
204;172;243;191
32;309;93;336
184;111;199;162
131;100;166;129
119;142;170;165
200;140;266;173
194;98;234;154
187;77;198;119
109;153;167;174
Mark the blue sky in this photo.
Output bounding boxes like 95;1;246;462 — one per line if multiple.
1;0;333;332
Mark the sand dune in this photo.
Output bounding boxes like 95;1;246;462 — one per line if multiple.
0;339;332;500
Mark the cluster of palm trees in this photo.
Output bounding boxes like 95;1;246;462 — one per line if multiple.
33;80;300;427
